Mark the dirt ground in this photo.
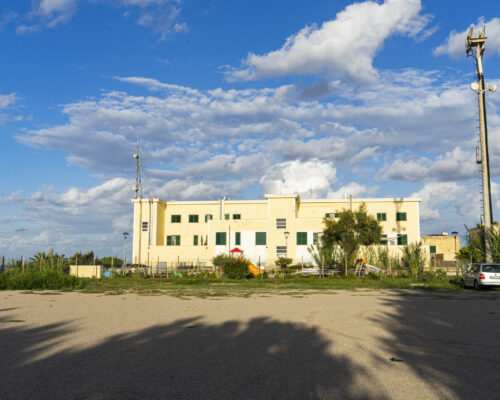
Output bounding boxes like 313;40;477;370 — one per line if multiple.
1;289;499;399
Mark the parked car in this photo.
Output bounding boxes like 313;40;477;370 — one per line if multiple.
461;263;500;290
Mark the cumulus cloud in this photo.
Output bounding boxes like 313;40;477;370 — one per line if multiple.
434;17;500;59
227;0;431;82
259;160;338;198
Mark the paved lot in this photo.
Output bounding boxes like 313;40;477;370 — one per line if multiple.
1;289;499;399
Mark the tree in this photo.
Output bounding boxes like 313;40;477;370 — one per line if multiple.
321;204;382;274
100;257;123;267
457;224;500;264
69;251;99;265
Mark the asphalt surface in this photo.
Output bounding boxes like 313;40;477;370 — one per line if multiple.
1;289;499;399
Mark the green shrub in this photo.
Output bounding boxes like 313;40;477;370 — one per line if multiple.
223;258;252;279
212;254;233;268
0;269;87;290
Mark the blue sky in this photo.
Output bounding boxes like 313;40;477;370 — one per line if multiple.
1;0;500;258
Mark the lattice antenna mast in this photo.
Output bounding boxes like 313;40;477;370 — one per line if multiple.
466;26;497;262
133;139;143;199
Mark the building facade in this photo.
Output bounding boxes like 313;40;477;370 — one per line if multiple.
421;233;460;267
132;194;421;268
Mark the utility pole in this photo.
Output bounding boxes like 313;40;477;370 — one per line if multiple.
133;139;142;199
466;27;497;262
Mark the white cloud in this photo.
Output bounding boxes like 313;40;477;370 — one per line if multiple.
434;17;500;59
17;70;485;177
227;0;430;82
410;182;468;221
16;0;77;34
259;160;338;198
379;146;477;182
14;0;187;38
0;93;19;124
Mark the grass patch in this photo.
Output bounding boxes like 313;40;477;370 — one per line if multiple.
74;274;462;298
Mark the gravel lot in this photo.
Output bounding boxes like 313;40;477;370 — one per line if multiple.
1;289;499;399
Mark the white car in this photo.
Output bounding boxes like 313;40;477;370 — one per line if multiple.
461;263;500;290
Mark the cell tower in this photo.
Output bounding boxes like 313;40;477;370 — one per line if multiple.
466;26;497;262
133;140;143;199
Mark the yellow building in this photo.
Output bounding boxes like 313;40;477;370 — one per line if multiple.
421;233;460;266
132;194;421;268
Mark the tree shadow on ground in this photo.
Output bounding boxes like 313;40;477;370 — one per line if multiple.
374;290;500;399
0;313;381;400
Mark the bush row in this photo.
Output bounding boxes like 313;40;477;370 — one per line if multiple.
0;269;87;290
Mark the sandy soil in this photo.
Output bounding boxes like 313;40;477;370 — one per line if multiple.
1;289;499;399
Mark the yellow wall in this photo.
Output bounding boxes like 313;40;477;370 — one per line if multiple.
421;234;460;262
132;195;421;268
69;265;103;278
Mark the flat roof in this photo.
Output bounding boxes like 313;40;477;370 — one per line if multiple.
132;195;421;204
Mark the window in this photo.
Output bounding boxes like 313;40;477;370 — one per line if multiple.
430;245;436;254
396;212;407;221
205;214;213;222
235;232;241;246
276;218;287;229
189;215;199;223
255;232;267;245
325;213;339;219
380;234;388;245
232;214;241;220
141;221;148;232
377;213;387;221
276;246;287;256
216;232;226;245
166;235;181;246
297;232;307;245
313;232;320;245
224;214;230;220
193;235;199;246
171;215;181;223
397;234;408;245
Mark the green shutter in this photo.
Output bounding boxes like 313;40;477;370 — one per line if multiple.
396;212;407;221
233;214;241;220
430;245;436;254
313;232;319;245
380;234;387;245
167;235;172;246
235;232;241;245
171;215;181;223
216;232;227;245
205;214;213;222
297;232;307;245
176;235;181;246
193;235;198;246
397;234;408;245
224;214;230;220
377;213;387;221
255;232;266;245
189;215;199;223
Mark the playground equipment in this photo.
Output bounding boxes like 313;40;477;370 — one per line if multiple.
354;258;383;276
229;248;264;276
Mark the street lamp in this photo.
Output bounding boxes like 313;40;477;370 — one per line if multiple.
452;231;458;278
284;231;290;256
123;232;129;274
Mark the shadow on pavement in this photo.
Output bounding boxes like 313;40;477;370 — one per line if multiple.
0;313;380;400
374;290;500;399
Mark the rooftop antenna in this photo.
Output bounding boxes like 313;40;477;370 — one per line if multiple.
466;26;496;262
133;138;143;199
